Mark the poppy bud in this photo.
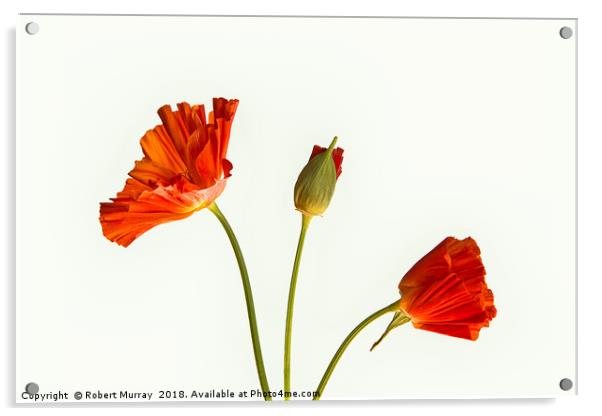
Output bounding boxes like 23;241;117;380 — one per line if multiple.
294;137;344;217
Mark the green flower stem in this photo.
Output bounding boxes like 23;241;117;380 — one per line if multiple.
313;300;400;400
208;202;271;401
284;213;312;400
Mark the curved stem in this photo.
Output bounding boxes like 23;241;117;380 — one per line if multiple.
284;213;312;400
208;202;271;401
313;300;400;400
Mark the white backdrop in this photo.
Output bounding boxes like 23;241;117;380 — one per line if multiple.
16;15;575;401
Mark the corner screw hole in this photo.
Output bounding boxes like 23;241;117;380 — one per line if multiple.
559;378;573;391
25;382;39;394
25;22;39;35
559;26;573;39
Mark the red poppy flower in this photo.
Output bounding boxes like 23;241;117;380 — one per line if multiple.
398;237;496;340
100;98;239;247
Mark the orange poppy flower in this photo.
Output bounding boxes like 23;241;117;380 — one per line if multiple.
398;237;497;340
99;98;239;247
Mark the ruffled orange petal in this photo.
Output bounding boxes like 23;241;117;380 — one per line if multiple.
398;237;496;340
211;98;239;161
196;125;220;180
399;237;483;291
128;159;178;188
412;322;483;340
139;126;187;176
157;104;189;158
99;204;193;248
100;178;226;247
400;274;494;340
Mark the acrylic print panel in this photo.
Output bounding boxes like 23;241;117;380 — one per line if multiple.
16;15;576;402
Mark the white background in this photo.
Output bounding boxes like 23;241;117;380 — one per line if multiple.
15;14;576;401
2;0;601;415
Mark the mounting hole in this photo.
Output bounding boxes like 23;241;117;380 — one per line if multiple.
559;378;573;391
24;382;39;395
25;22;39;35
559;26;573;39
